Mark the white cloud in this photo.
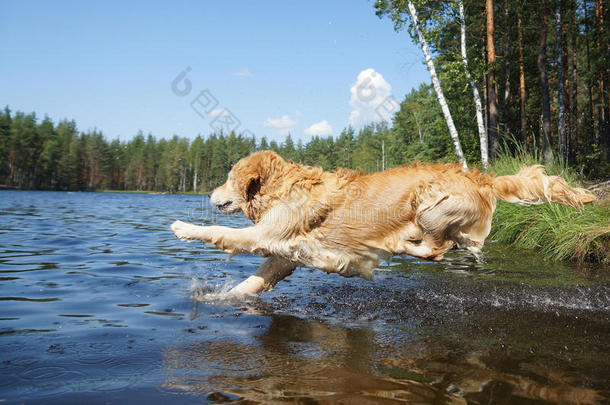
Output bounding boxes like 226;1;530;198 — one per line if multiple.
348;68;399;127
264;114;296;136
210;108;229;118
304;120;333;136
234;67;253;77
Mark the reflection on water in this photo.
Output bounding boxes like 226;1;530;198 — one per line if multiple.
0;190;608;404
162;317;466;404
161;313;602;404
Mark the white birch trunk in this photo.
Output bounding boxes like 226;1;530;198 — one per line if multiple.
408;1;467;169
459;1;488;169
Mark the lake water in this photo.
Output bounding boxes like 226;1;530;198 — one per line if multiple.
0;190;608;404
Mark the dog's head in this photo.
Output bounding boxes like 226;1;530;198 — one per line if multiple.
210;150;285;217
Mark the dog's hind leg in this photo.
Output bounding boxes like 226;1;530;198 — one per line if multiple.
229;255;297;297
387;224;454;261
398;235;454;261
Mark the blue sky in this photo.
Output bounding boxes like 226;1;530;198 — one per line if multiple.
1;1;429;142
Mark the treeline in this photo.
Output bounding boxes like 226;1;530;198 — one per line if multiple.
0;80;606;193
0;107;248;192
0;107;386;192
375;0;608;174
0;82;472;192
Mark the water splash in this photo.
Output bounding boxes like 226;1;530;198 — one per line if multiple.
189;277;238;302
189;275;267;304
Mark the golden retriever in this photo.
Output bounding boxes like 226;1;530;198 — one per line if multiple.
171;150;595;296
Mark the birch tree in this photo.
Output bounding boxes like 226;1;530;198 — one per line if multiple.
458;1;487;168
407;1;467;168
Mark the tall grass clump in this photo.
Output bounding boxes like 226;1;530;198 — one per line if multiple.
487;144;609;263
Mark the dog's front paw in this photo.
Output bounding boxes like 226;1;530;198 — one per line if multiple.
171;220;200;241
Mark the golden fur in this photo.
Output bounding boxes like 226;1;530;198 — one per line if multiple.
171;151;595;280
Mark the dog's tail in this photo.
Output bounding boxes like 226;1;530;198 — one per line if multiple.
491;165;596;208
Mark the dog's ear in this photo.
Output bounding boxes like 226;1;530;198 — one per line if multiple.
246;177;261;201
236;150;284;201
237;161;262;201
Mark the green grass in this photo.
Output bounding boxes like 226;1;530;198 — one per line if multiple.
490;201;609;263
486;149;609;263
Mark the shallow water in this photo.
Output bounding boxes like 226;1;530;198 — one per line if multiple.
0;190;608;404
